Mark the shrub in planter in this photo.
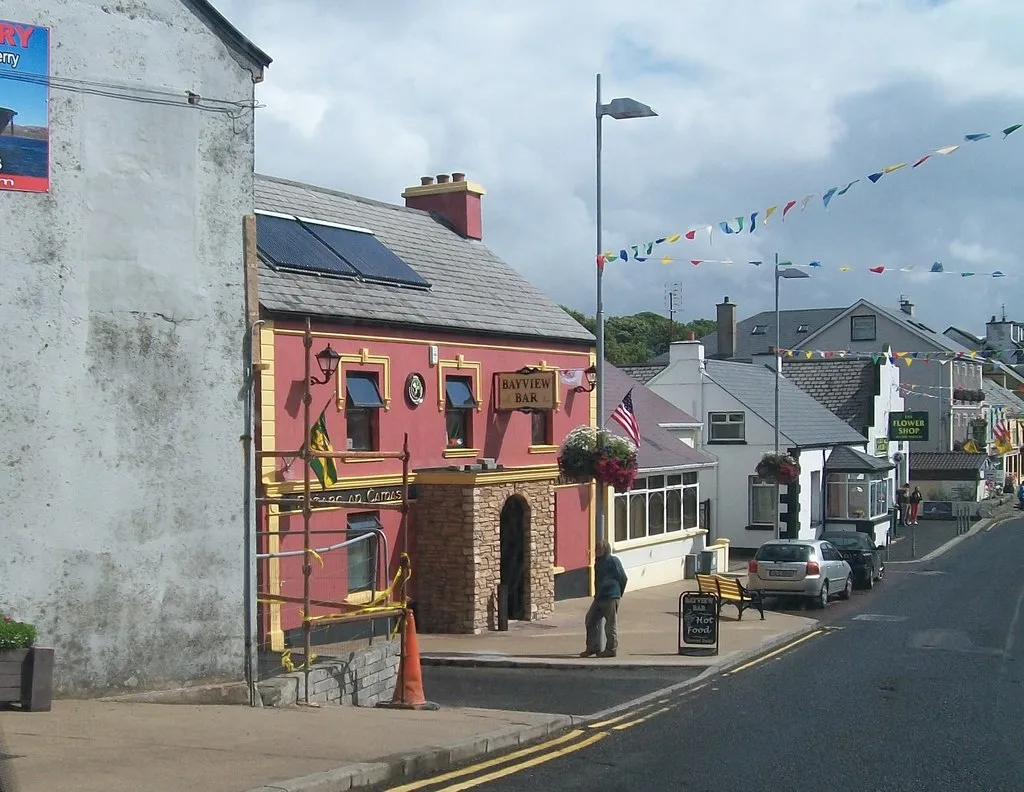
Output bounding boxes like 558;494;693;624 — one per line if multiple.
952;387;984;403
755;452;801;485
0;612;53;712
558;426;639;492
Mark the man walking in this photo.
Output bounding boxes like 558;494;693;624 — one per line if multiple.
580;540;628;659
896;483;910;527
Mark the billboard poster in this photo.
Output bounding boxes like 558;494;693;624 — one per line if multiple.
0;20;50;193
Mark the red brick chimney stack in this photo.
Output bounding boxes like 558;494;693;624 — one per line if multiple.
402;172;486;240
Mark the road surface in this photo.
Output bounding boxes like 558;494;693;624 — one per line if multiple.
378;515;1024;791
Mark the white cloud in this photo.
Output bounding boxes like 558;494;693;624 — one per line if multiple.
215;0;1024;338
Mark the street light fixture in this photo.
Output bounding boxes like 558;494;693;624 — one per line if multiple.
573;365;599;394
774;256;810;539
311;344;341;386
595;74;658;547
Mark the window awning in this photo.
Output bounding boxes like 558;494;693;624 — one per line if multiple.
445;378;477;409
825;445;895;474
347;513;383;534
346;372;384;408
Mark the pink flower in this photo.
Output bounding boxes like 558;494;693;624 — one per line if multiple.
3;616;9;622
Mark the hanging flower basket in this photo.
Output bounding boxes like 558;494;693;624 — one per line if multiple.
755;452;801;485
558;426;639;493
953;387;984;404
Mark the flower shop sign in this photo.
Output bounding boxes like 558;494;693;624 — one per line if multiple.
888;411;929;442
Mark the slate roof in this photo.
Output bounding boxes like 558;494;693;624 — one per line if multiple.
190;0;272;68
698;307;846;361
910;453;988;472
702;360;867;448
603;366;715;471
255;175;594;345
620;365;665;385
825;445;894;473
984;379;1024;416
944;326;984;351
781;359;878;434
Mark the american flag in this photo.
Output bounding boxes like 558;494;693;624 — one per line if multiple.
611;389;642;447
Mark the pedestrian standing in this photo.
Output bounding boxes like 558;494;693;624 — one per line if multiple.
1017;481;1024;511
908;486;923;525
580;540;628;659
896;483;910;527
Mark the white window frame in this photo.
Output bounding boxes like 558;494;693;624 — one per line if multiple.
826;472;889;520
708;411;745;442
611;472;700;549
850;314;876;342
749;476;776;526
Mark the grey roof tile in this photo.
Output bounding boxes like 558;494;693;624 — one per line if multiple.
255;175;594;345
984;379;1024;416
826;445;894;473
781;359;877;433
703;360;867;448
910;452;988;472
619;364;665;384
603;365;714;471
696;307;846;361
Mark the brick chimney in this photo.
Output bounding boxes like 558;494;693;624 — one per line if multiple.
716;296;737;359
401;172;486;240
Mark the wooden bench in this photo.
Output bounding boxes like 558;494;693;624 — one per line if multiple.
695;574;765;621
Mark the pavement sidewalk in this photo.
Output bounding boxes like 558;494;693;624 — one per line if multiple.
417;580;817;668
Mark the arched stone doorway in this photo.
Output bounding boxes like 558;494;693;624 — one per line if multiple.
499;495;529;621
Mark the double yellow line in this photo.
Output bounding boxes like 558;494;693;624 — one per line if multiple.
386;631;824;791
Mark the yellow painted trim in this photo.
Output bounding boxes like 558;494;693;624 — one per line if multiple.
345;457;385;464
266;504;284;652
335;347;392;411
258;320;284;651
401;180;486;198
444;447;481;459
529;444;559;455
414;464;561;486
588;481;596;597
273;327;592;359
266;473;406;493
438;355;483;412
553;566;566;575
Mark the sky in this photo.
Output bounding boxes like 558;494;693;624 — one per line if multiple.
0;19;50;127
214;0;1024;340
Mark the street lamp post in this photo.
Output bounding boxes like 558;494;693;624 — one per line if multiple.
594;73;657;546
774;255;810;539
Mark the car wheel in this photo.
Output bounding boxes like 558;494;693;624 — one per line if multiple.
865;566;875;589
814;581;829;609
840;575;853;600
877;563;885;581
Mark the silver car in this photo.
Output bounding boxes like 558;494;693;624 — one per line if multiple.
746;539;853;608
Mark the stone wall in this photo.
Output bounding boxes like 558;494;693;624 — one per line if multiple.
257;640;400;707
414;479;556;633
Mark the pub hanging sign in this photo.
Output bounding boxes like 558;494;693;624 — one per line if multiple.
495;368;557;412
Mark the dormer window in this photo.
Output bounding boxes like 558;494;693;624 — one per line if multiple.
751;324;768;336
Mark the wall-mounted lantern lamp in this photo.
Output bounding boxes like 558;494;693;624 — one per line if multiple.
311;344;341;385
573;365;599;393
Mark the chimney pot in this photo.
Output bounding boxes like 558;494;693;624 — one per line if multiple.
716;296;737;359
402;171;487;240
689;331;696;341
436;174;451;184
452;172;466;182
420;176;435;186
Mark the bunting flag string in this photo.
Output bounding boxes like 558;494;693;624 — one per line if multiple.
778;348;998;365
661;257;1011;278
599;121;1021;265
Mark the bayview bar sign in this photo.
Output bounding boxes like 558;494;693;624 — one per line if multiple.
495;369;557;411
888;411;929;442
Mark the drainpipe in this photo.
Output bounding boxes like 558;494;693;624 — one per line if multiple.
243;319;265;707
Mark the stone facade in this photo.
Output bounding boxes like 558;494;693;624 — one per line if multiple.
414;479;556;633
257;640;400;707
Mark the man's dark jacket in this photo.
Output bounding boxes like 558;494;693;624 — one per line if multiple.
595;554;628;600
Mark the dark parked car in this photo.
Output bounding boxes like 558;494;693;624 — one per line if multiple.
820;531;884;589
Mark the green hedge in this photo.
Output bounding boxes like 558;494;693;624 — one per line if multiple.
0;617;37;650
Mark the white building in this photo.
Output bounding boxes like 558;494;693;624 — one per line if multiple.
602;365;717;589
0;0;270;694
645;342;867;550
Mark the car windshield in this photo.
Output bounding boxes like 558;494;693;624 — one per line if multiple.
822;534;872;550
755;544;812;562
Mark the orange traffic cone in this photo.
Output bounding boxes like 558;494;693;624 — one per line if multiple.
376;608;439;711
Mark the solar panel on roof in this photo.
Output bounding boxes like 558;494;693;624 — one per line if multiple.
301;221;431;288
255;214;358;277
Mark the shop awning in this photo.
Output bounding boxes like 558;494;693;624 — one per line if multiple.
346;372;385;408
825;446;895;473
445;378;477;409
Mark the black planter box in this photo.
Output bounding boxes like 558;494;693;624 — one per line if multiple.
0;648;54;712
